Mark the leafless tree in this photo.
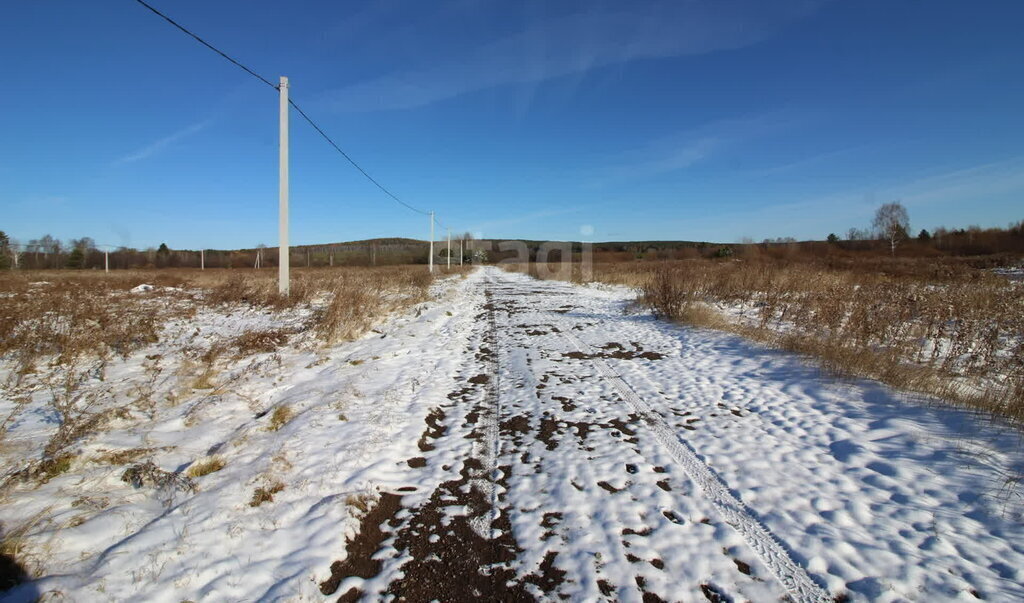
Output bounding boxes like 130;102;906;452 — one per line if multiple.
873;202;910;255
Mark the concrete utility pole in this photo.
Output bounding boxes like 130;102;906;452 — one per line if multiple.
460;237;463;266
278;76;290;295
104;250;109;273
447;227;451;270
429;211;435;273
200;249;205;270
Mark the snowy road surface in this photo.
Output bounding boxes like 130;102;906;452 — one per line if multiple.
317;267;1024;602
11;267;1024;602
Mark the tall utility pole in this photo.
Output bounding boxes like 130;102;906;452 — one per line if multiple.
278;76;290;296
200;249;205;270
447;227;451;269
460;237;463;266
428;211;435;273
104;250;109;273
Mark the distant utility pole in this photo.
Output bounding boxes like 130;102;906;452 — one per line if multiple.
429;211;435;273
200;249;205;270
447;227;451;270
460;237;464;266
278;75;290;295
104;250;109;273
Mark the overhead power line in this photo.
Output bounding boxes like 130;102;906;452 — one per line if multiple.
133;0;434;219
133;0;278;91
287;99;429;216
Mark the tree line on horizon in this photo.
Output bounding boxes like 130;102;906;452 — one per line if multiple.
2;204;1022;270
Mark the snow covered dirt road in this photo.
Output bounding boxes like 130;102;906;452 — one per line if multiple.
319;267;1024;602
9;267;1023;602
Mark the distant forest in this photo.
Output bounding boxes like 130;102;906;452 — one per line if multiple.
2;214;1022;270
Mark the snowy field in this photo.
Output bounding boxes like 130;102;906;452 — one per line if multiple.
2;267;1023;601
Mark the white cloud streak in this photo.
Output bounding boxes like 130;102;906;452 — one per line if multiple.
590;111;802;185
114;120;211;165
320;1;827;112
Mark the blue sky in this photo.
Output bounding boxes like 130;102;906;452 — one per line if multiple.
2;0;1023;249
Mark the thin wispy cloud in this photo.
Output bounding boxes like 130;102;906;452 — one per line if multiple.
895;156;1024;208
688;155;1024;241
320;1;827;112
590;111;801;186
114;120;211;165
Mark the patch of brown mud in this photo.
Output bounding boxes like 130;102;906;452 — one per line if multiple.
550;395;576;412
538;415;560;450
500;415;531;435
700;583;732;602
563;421;592;442
469;374;490;385
597;481;623;493
418;408;447;452
448;386;473;401
540;512;562;541
383;460;534;601
662;510;683;524
523;551;567;593
606;417;640;445
319;492;403;596
562;342;665;361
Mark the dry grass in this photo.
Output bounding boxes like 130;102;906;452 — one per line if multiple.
90;447;160;466
186;457;225;478
231;329;290;355
120;461;196;494
345;492;374;515
311;267;435;343
1;508;52;582
504;258;1024;423
249;482;284;507
608;259;1024;424
0;265;442;446
267;405;293;432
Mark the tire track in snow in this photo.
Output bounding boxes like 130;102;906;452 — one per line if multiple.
556;318;832;603
469;280;503;540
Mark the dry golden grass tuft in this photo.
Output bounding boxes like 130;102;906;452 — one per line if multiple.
186;457;225;478
345;492;374;515
267;405;293;432
249;482;285;507
90;448;160;466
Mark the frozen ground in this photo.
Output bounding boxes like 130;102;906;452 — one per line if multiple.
2;267;1023;601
